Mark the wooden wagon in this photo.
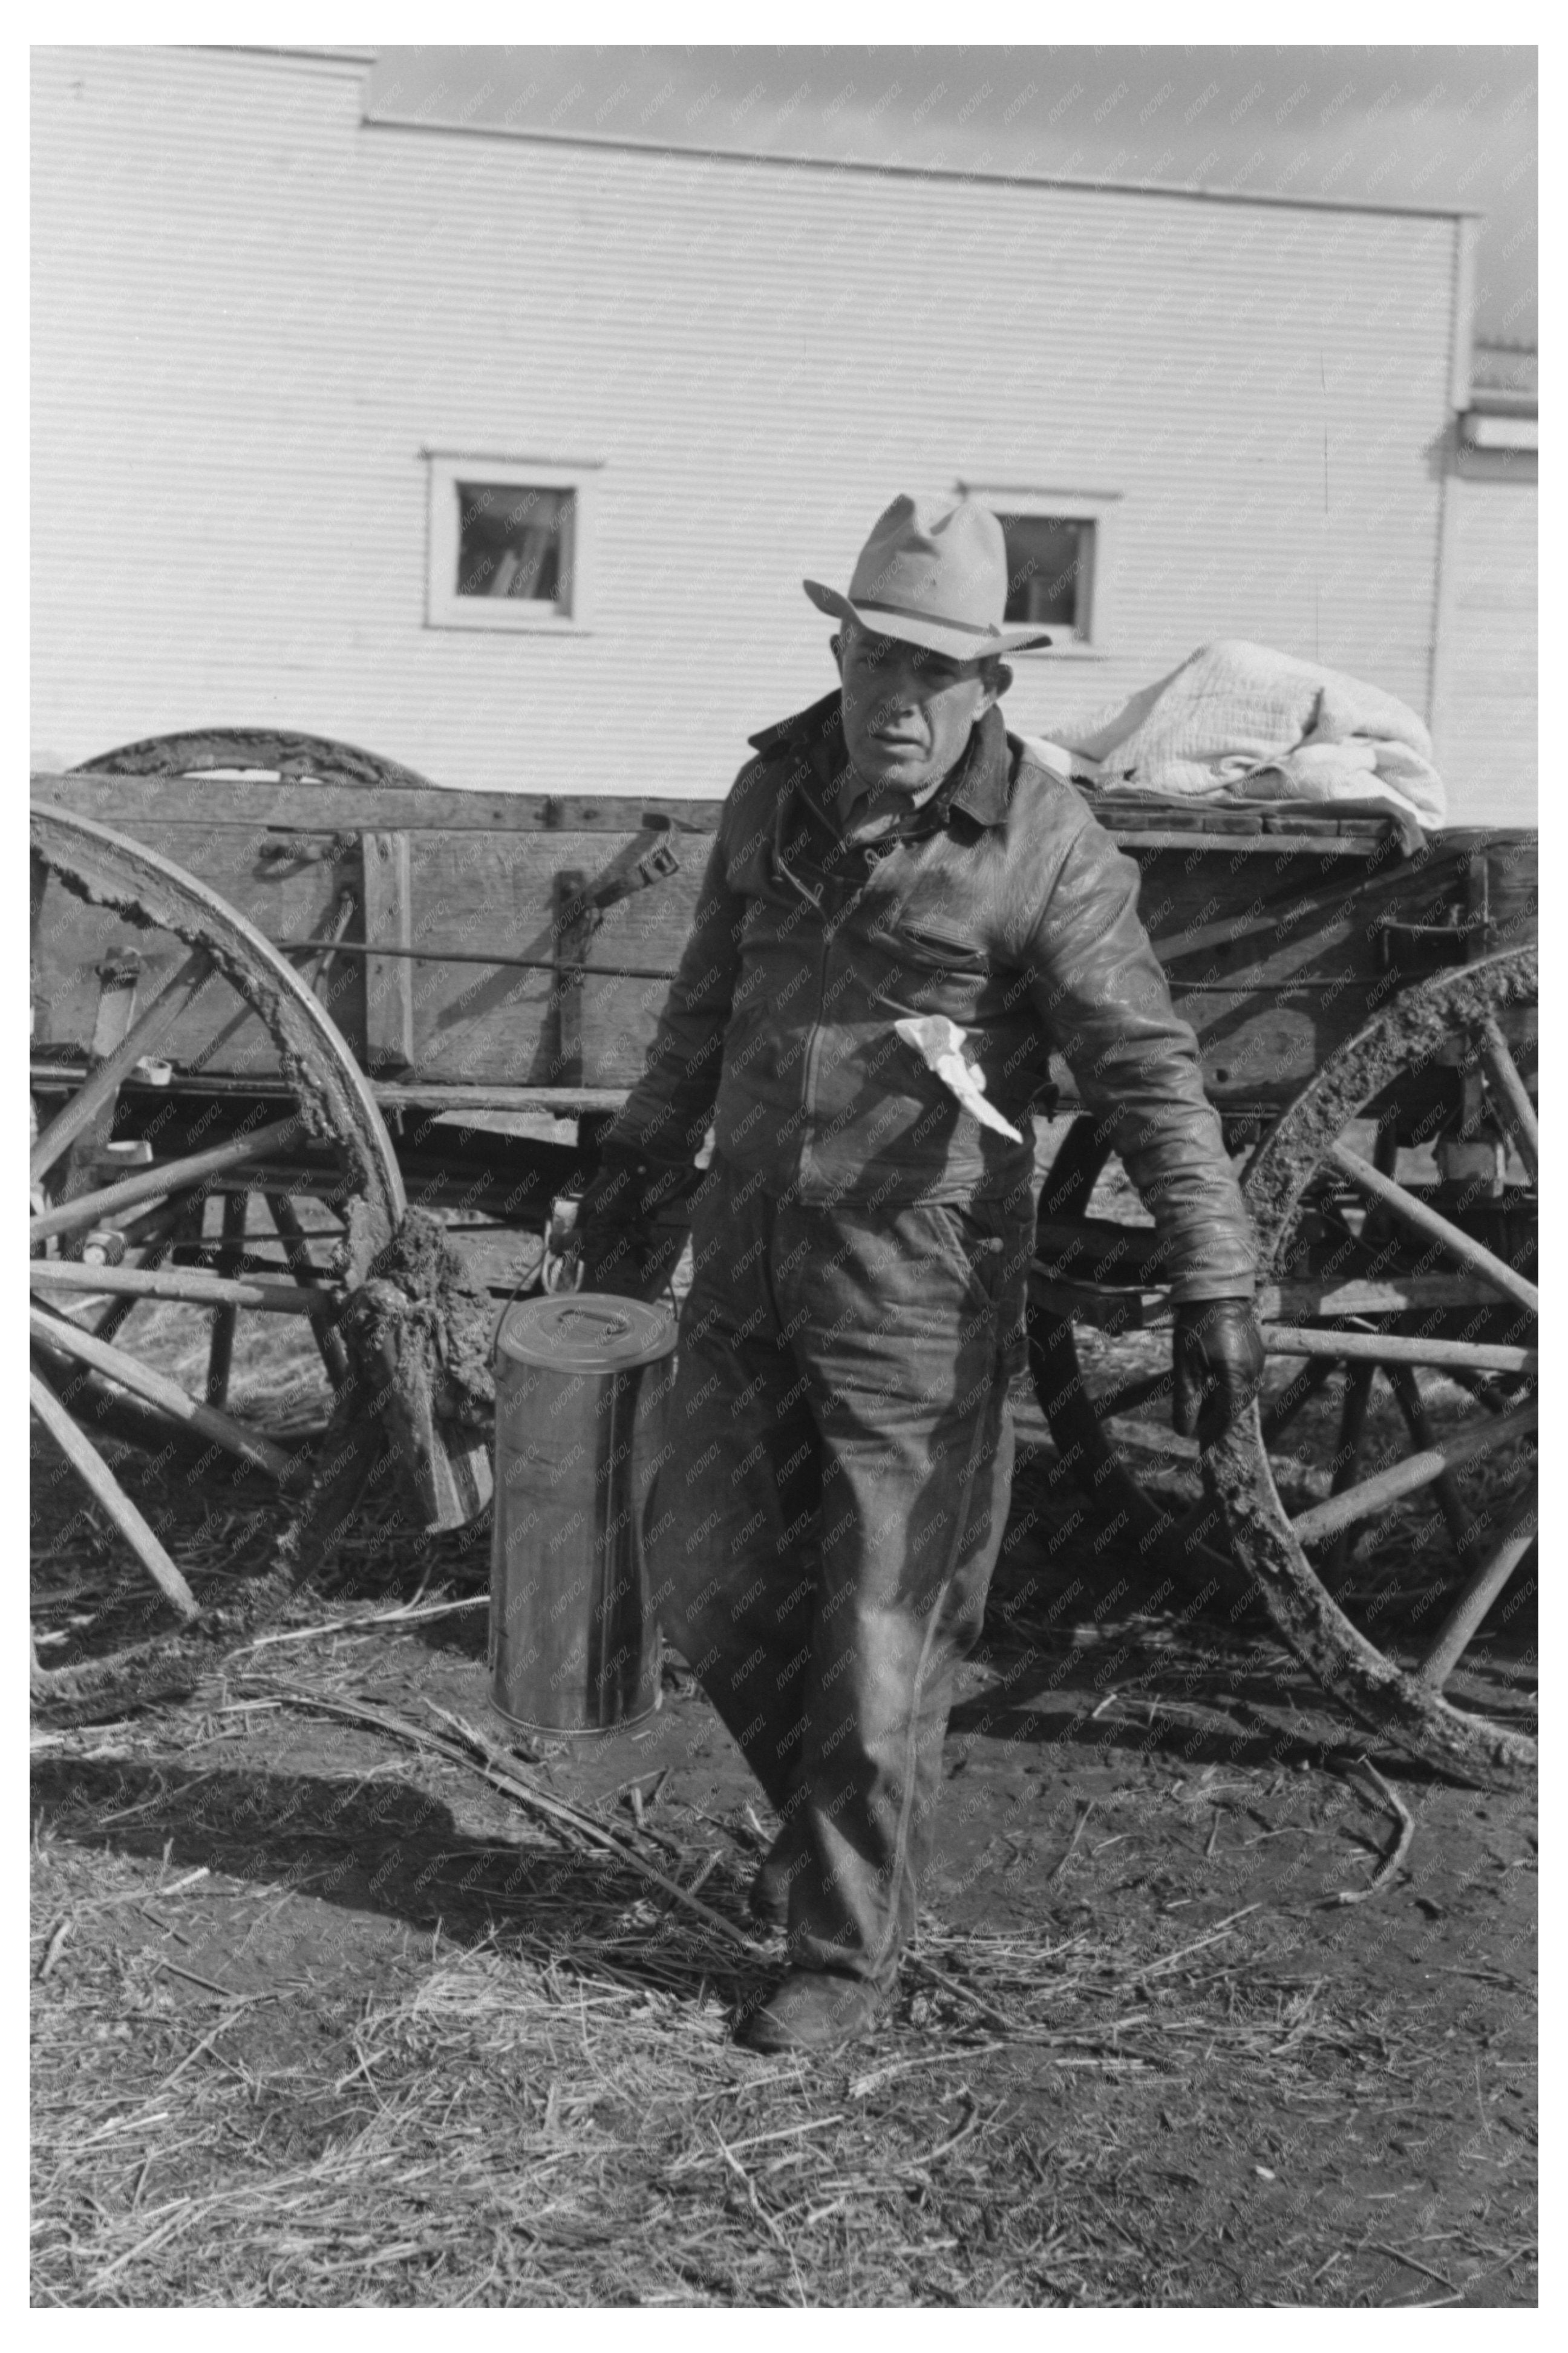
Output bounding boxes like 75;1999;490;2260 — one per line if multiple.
30;731;1537;1787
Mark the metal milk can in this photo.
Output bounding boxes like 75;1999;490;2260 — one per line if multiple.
489;1293;676;1736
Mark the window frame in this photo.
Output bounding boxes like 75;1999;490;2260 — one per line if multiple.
424;453;603;633
956;482;1123;657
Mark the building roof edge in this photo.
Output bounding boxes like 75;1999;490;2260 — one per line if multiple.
359;106;1483;223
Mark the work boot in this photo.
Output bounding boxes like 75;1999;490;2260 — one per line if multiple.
736;1969;887;2054
746;1847;791;1930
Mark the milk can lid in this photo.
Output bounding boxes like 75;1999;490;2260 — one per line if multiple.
496;1292;678;1372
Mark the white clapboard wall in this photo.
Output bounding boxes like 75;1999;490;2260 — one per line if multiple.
32;45;1525;823
1432;473;1538;828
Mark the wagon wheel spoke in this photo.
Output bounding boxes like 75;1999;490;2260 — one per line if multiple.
28;1115;307;1246
1416;1493;1539;1691
1091;1368;1172;1422
1261;1325;1537;1378
1258;1356;1334;1447
1384;1362;1480;1560
30;1301;304;1486
204;1190;250;1407
29;949;212;1185
265;1192;351;1389
1326;1141;1538;1316
31;1257;339;1315
30;1366;199;1621
87;1195;200;1343
1321;1361;1376;1580
1286;1399;1535;1548
30;801;407;1677
1475;1015;1538;1179
1449;1367;1516;1416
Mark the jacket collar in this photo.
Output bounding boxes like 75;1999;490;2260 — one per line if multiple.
748;690;1013;830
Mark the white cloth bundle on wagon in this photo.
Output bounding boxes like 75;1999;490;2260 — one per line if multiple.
1018;638;1446;841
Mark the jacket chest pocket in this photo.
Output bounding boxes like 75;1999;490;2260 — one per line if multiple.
865;914;993;1013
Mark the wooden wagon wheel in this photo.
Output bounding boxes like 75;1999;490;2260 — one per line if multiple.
30;803;407;1657
1029;953;1537;1786
1201;947;1538;1788
68;728;443;792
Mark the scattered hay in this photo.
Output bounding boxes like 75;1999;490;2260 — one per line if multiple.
31;1631;1538;2309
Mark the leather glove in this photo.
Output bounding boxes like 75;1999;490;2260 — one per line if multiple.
567;1142;693;1300
1172;1296;1267;1447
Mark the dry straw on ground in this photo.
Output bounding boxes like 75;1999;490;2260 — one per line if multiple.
31;1611;1537;2308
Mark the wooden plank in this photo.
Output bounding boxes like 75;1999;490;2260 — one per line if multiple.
1116;828;1379;857
361;830;416;1073
370;1083;626;1113
38;776;1536;856
552;867;592;1088
38;772;724;836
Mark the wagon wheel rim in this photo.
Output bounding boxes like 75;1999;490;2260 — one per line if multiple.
30;801;405;1655
67;729;445;793
1207;947;1537;1788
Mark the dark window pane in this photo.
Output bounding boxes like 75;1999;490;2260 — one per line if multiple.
456;483;571;603
998;515;1088;630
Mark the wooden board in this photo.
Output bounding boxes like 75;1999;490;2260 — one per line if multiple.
34;771;722;836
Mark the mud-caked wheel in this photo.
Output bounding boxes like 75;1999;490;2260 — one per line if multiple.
1206;950;1537;1787
68;728;443;792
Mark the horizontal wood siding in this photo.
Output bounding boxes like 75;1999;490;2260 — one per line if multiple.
34;48;1464;812
1436;477;1538;826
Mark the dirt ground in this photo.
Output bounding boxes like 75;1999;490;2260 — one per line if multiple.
30;1346;1537;2309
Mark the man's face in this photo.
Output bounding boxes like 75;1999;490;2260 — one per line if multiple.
834;626;1005;795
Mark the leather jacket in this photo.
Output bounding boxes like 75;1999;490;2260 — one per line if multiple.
609;692;1255;1301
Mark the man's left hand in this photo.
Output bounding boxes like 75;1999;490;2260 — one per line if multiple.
1172;1297;1266;1447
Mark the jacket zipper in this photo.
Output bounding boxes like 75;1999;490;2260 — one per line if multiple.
797;908;833;1193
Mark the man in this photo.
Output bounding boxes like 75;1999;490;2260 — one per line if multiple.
573;495;1263;2053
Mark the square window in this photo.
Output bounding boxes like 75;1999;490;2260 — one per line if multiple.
457;482;572;604
958;483;1122;653
998;515;1092;632
425;455;600;632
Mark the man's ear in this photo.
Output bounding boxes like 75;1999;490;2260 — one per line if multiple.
830;632;845;679
982;660;1013;711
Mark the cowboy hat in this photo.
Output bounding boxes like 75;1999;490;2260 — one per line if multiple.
804;494;1053;661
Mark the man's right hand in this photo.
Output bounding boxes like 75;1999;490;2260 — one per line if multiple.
567;1143;691;1299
